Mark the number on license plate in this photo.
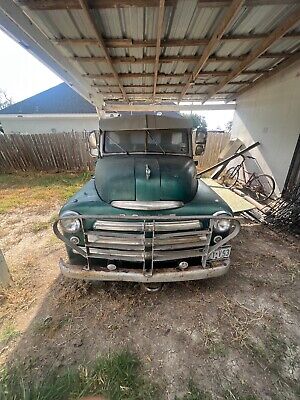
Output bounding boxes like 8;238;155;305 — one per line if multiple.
208;247;231;260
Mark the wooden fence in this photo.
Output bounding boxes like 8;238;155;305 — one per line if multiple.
0;131;94;172
196;130;231;171
0;130;230;172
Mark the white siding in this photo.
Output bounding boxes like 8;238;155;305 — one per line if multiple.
231;60;300;193
0;114;99;134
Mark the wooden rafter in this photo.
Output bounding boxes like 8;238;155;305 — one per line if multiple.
83;70;270;79
54;32;300;48
77;0;128;102
178;0;245;102
92;81;252;89
17;0;300;10
72;52;292;64
97;93;234;101
226;51;300;101
204;8;300;103
153;0;165;98
104;104;236;112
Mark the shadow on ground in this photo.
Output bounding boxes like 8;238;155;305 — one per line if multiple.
2;224;300;400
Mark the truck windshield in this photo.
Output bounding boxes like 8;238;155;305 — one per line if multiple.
104;129;189;154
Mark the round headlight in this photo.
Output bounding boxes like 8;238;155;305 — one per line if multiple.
60;211;81;233
214;218;231;233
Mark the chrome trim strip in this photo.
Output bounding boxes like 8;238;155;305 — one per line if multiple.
111;200;184;210
87;233;207;249
59;258;230;283
93;220;144;231
93;219;201;231
75;246;205;261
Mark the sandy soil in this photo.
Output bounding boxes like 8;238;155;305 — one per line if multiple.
0;205;299;399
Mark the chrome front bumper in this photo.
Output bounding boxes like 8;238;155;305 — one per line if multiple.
59;258;230;283
54;214;240;282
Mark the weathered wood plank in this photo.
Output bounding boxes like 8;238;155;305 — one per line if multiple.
0;132;94;172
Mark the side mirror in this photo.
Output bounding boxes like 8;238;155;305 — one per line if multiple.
195;128;207;144
195;144;205;156
88;131;99;158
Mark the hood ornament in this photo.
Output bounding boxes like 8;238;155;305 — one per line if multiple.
145;164;151;180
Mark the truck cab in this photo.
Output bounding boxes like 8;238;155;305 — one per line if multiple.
54;115;240;285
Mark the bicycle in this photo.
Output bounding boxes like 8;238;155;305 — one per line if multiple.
224;154;276;202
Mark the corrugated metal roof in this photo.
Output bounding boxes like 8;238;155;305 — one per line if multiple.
3;0;300;106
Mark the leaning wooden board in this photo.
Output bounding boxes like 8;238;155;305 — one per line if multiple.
201;178;255;214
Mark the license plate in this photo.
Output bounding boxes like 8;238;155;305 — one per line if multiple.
208;246;231;260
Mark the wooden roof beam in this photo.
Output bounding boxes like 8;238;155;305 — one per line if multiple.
73;52;292;64
82;70;270;79
204;8;300;103
99;93;234;101
54;32;300;48
178;0;245;102
92;81;253;89
17;0;300;10
104;103;236;112
226;51;300;101
78;0;129;102
153;0;165;99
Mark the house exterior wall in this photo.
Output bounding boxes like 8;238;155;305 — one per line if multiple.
0;114;99;134
231;60;300;193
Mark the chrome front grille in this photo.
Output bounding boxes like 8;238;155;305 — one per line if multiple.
85;219;210;263
53;214;240;276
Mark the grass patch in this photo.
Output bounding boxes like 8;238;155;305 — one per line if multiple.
0;172;90;213
0;351;159;400
0;325;19;343
246;330;288;375
223;389;258;400
32;315;70;335
31;221;50;233
31;214;58;233
176;382;212;400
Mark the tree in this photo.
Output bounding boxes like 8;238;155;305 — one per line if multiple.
189;114;207;131
225;121;233;134
0;89;13;110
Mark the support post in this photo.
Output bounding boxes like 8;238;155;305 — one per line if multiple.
0;250;12;287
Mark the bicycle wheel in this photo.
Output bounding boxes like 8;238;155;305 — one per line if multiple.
224;167;239;189
248;174;275;202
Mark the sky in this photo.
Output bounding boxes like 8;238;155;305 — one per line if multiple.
0;30;234;129
0;30;62;103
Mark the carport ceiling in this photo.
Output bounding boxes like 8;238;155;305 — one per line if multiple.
8;1;300;106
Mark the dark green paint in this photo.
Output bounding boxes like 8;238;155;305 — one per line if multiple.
94;155;198;203
60;177;232;218
135;157;160;201
60;177;233;264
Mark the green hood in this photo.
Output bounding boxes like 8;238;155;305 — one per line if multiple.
95;155;198;203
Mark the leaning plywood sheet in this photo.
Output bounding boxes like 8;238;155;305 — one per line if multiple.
201;178;255;214
218;138;244;162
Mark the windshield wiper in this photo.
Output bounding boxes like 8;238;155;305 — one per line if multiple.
107;135;129;155
146;130;166;154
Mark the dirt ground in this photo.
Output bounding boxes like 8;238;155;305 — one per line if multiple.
0;200;299;399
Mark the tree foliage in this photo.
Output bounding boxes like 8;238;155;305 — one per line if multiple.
0;89;13;111
225;121;233;133
189;114;207;131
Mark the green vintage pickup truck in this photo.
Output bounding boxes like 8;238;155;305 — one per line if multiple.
53;115;240;287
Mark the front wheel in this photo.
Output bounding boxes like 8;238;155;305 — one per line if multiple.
224;167;239;189
248;174;275;202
